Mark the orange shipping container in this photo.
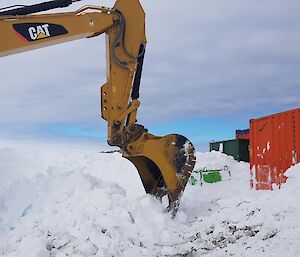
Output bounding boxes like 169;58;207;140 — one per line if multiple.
250;108;300;190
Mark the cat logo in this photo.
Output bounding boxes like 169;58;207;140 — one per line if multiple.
28;24;50;40
13;23;68;42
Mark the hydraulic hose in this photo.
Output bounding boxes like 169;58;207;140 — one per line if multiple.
0;0;78;16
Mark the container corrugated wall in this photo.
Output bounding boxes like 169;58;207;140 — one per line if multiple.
210;139;250;162
250;108;300;190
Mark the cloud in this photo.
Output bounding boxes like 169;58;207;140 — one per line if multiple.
0;0;300;140
139;0;300;124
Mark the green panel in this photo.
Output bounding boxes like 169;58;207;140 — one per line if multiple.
189;175;198;185
202;170;222;183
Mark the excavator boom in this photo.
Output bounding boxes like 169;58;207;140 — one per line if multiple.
0;0;196;216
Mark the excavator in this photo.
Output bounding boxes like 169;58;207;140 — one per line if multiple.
0;0;196;216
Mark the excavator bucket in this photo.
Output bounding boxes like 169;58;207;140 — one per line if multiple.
123;133;196;216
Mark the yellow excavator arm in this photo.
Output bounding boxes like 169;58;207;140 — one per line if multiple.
0;0;196;216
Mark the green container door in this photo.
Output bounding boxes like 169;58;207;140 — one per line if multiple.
209;139;249;162
238;139;250;162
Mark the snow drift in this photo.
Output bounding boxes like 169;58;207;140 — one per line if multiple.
0;141;299;257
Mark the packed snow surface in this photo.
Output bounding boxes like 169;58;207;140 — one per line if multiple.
0;141;299;257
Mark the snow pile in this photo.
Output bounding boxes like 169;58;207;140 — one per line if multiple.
0;142;299;257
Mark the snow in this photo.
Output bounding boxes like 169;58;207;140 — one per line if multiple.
0;141;299;257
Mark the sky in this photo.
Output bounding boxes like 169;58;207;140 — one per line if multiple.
0;0;300;151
